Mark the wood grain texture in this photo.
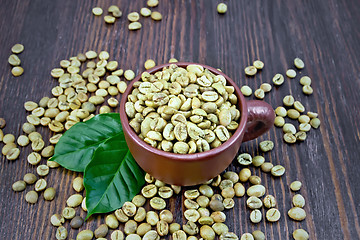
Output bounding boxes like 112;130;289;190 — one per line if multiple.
0;0;359;239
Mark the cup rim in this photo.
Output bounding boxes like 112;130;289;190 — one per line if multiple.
119;62;248;162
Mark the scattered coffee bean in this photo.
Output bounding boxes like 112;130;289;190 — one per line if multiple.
288;207;306;221
44;187;56;201
12;180;26;192
266;208;281;222
70;216;84;229
25;190;38;204
217;3;227;14
293;229;309;240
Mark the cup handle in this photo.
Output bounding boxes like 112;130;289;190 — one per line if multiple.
242;100;275;142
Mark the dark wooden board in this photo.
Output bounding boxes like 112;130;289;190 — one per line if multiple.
0;0;359;239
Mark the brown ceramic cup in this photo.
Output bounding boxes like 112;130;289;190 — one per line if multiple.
120;62;275;186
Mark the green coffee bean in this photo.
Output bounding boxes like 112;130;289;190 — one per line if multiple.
94;224;109;238
123;201;137;216
284;133;296;143
298;115;310;123
23;122;36;134
240;86;252;96
271;165;285;177
266;208;281;222
170;223;181;234
137;222;151;236
220;232;238;240
292;229;309;240
70;216;84;229
254;89;265;99
260;162;273;172
56;226;68;240
310;118;321;128
286;69;296;78
41;145;54;158
12;180;26;192
290;180;302;191
35;179;47;191
142;184;157;198
294;58;305;69
115;208;129;222
212;222;228;235
200;225;215;240
260;83;272;92
73;176;84;192
223;171;239;183
17;135;29;146
247;185;265;197
302;85;313;95
234;182;245;197
240;233;254;240
183;221;198;236
199;184;214;197
300;76;311;86
246;196;262;209
217;3;227;14
37;165;49;176
44;187;56;201
146;211;159;226
155;220;169;236
287;109;300;119
221;187;235;198
124;220;138;235
293;194;305;208
25;190;38;204
198;216;214;225
23;173;37;184
173;230;187;240
210;211;226;223
158;210;173;223
62;207;76;219
223;198;235;209
263;195;277;208
3;134;15;144
106;214;119;229
252;230;265;240
239;168;251;182
288;207;306;221
184;209;200;222
6;147;20;160
184;189;200;199
76;229;94;240
209;199;224;211
134;206;146;222
273;73;284;86
0;118;5;129
197;195;210;208
283;123;296;134
249;176;261;185
259;140;274;152
198;207;210;217
51;214;65;227
252;156;265;167
126;233;141;240
283;95;294;107
132;194;146;207
66;194;83;207
47;159;60;168
237;153;252;165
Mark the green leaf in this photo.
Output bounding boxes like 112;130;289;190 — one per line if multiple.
50;113;122;172
84;132;145;219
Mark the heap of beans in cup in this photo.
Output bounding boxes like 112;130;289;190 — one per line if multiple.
125;64;240;154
